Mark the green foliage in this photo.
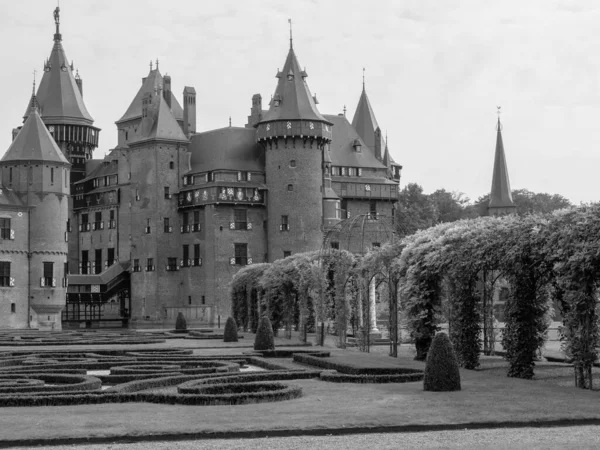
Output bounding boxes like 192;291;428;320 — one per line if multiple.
254;316;275;351
223;317;238;343
175;312;187;331
423;332;461;392
446;276;481;370
475;189;572;216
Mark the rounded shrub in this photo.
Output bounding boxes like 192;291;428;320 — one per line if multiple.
254;316;275;351
175;312;187;332
423;332;461;392
223;317;238;343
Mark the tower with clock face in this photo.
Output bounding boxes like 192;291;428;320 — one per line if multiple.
256;42;333;261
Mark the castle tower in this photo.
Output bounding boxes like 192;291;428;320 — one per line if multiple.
351;72;385;161
256;29;332;260
23;7;100;185
488;115;517;216
1;96;70;330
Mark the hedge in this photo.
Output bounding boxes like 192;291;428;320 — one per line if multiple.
319;370;423;383
293;353;423;376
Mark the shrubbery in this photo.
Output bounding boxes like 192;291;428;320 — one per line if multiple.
254;317;275;351
224;317;238;343
423;332;461;392
175;312;187;332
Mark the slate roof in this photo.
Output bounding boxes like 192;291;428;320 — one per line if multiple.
188;127;264;173
489;119;516;208
0;187;26;207
76;159;118;185
129;91;188;144
324;114;386;169
117;69;184;124
260;46;329;124
3;105;70;165
351;87;380;154
27;36;94;126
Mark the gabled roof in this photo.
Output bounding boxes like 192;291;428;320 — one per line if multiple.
259;46;329;124
324;114;386;169
129;91;188;144
351;87;380;154
28;31;94;126
188;127;264;173
489;119;516;209
3;105;69;165
117;68;184;123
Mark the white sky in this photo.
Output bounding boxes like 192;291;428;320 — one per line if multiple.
2;0;599;204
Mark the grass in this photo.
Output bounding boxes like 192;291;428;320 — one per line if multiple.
1;333;600;445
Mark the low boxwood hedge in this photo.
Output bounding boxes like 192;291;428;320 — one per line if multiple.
319;370;423;383
293;353;423;376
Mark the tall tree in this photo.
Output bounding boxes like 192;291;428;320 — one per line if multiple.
396;183;437;236
475;189;571;216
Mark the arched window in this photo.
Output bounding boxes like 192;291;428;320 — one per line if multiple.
50;167;54;184
169;161;174;170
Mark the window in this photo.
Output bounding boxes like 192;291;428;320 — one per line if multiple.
135;189;140;201
81;250;89;275
369;200;377;220
109;210;116;229
146;258;155;272
94;249;102;274
81;213;89;232
9;167;12;184
145;218;151;234
94;211;102;231
237;171;248;181
201;295;205;305
107;248;115;267
283;251;291;258
341;199;348;219
287;184;293;191
50;167;54;184
193;211;201;232
10;303;15;313
43;261;54;286
233;209;247;230
133;259;141;272
64;262;69;277
0;218;11;240
181;212;190;233
169;161;174;170
234;243;248;266
188;296;192;305
167;257;178;271
164;187;171;199
280;215;289;231
331;242;340;250
66;218;71;232
372;242;381;248
193;244;201;266
290;160;296;168
208;172;214;182
164;218;172;233
341;167;346;176
0;261;10;287
182;245;190;267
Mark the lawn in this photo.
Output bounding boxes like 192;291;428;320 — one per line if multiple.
1;332;600;447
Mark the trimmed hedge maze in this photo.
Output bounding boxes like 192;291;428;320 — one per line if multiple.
0;331;166;346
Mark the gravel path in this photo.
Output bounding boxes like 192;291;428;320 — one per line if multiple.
24;426;600;450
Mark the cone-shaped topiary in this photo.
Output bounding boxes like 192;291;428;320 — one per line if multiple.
423;332;461;391
224;317;239;342
254;316;275;350
175;312;187;332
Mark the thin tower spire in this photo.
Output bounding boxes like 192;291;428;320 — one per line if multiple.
53;5;61;41
362;67;365;91
288;19;293;49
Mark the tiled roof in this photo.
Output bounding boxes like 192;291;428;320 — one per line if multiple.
129;91;188;144
189;127;264;172
28;39;94;126
489;120;515;208
2;106;70;165
76;159;118;184
324;114;386;169
260;47;329;124
351;87;380;154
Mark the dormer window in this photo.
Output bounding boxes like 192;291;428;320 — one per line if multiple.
272;94;282;107
287;69;294;81
353;139;362;152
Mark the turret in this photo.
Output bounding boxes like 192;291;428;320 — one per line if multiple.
351;71;385;160
256;25;333;260
488;113;516;216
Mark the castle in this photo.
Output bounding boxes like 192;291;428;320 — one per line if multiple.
0;8;403;329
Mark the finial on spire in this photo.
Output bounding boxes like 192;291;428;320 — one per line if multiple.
150;60;153;71
30;69;39;110
53;6;62;41
496;106;502;131
229;116;232;127
343;105;347;117
288;19;293;49
362;67;365;90
156;58;159;70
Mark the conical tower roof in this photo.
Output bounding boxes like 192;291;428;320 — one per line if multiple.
3;102;70;165
488;118;515;210
26;7;94;126
352;84;380;154
260;45;329;124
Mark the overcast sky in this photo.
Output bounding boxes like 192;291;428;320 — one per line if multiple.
2;0;599;204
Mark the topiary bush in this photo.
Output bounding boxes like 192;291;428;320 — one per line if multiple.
254;317;275;351
224;317;238;343
175;312;187;333
423;332;461;392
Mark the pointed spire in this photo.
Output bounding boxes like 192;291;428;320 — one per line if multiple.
352;76;381;156
288;19;293;49
488;108;516;215
362;67;365;91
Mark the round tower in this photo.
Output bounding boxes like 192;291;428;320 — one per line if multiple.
256;36;332;261
1;99;70;330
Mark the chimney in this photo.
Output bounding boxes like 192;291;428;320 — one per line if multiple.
246;94;262;128
141;92;155;137
163;75;172;109
374;127;382;161
183;86;196;136
12;128;20;141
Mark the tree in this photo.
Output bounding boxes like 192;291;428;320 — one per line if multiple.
396;183;436;236
429;189;476;223
475;189;571;216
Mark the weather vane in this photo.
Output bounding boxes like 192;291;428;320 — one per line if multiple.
496;106;502;131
